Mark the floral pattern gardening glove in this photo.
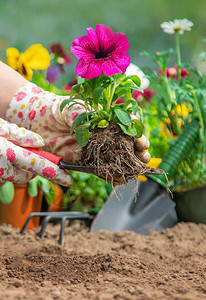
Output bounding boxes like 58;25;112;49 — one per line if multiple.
6;82;85;163
0;118;73;186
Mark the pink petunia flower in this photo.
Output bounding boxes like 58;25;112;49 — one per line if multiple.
6;148;16;163
28;110;36;121
42;167;56;178
0;168;4;177
71;24;130;79
14;91;27;102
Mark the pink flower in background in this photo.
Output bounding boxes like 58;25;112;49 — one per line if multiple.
42;167;56;178
6;148;16;163
71;24;130;79
158;66;189;79
132;88;155;106
50;43;72;66
115;98;126;104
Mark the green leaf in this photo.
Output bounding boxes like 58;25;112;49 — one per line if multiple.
119;85;143;92
60;99;75;112
77;76;84;84
97;120;109;128
72;83;82;93
75;124;90;147
117;123;137;136
93;87;104;101
124;100;139;115
114;107;131;126
70;112;88;134
0;182;14;204
123;75;141;87
132;119;144;138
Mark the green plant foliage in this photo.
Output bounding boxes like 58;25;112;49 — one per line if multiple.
63;171;112;212
61;73;144;145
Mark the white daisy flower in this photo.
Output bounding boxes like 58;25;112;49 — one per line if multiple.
125;63;150;89
160;18;193;35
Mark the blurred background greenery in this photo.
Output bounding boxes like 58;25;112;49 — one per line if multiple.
0;0;206;82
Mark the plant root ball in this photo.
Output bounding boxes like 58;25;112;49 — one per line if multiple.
81;123;164;185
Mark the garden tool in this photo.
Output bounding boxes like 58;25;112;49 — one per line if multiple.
91;120;200;234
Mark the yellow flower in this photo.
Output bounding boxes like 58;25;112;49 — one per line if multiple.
138;158;162;181
6;44;50;81
176;103;192;119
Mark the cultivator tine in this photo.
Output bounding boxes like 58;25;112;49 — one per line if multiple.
20;212;95;244
58;216;67;245
37;215;52;238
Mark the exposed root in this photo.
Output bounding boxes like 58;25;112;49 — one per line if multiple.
81;123;165;185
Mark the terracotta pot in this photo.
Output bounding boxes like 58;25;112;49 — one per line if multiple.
49;183;64;212
173;185;206;224
0;184;43;230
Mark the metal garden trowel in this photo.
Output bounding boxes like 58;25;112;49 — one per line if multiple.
91;120;200;234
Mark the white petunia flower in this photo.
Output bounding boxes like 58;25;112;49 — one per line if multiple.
125;63;150;89
160;18;193;35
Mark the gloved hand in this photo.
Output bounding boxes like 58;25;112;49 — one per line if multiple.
6;82;85;163
6;82;151;164
0;118;73;186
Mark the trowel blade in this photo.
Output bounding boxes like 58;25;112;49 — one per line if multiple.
90;179;177;234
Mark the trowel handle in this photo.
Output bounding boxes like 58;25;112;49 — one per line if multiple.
148;119;200;187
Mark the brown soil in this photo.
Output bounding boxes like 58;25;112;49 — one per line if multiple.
0;222;206;300
81;123;164;185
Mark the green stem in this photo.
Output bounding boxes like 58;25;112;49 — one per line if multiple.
162;76;181;136
175;31;182;77
187;85;205;142
106;77;118;113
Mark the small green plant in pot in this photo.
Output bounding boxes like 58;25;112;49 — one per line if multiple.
60;24;164;186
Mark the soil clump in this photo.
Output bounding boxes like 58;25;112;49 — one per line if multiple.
81;123;164;185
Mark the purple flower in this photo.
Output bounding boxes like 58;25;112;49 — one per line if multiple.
71;24;130;79
46;65;61;83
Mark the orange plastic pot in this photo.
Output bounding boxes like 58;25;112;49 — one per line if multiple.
49;183;64;212
0;184;43;230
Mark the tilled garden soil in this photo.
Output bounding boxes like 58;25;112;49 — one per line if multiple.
0;222;206;300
